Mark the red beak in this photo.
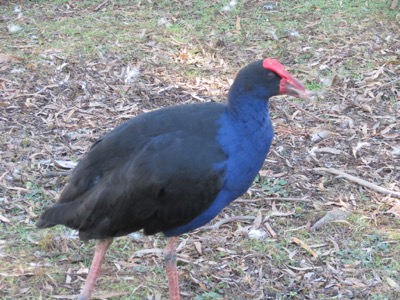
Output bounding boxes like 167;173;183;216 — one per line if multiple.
279;76;310;100
263;58;310;100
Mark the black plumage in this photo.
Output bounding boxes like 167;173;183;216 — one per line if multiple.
37;104;227;239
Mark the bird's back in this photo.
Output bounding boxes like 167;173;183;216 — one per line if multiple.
37;103;229;240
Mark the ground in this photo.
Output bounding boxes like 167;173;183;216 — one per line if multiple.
0;1;399;299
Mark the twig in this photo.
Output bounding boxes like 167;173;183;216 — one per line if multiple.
0;184;30;193
285;100;325;122
42;171;71;178
263;211;294;222
202;216;255;230
131;248;163;258
237;197;311;202
264;222;277;238
94;0;110;11
284;225;307;233
0;169;11;181
265;197;311;202
382;77;400;87
0;77;19;85
314;167;400;198
13;84;59;99
14;93;48;99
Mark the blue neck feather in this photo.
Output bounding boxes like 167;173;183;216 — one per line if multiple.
164;85;275;237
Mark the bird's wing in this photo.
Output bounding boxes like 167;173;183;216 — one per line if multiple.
37;117;227;240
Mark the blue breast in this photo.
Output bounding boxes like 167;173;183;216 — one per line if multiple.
164;100;274;237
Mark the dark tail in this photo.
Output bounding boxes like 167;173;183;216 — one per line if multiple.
36;202;87;230
36;203;68;228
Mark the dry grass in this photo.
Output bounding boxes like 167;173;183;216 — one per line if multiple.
1;1;399;299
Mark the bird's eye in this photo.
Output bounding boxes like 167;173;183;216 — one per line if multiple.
266;72;276;80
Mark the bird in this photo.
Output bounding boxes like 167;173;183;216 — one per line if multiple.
36;58;309;300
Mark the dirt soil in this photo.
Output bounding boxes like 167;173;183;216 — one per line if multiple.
0;1;399;299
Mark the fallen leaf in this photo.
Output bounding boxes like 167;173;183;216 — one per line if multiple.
311;129;333;142
53;160;78;169
352;142;370;157
387;201;400;217
345;277;367;287
194;241;202;255
311;146;343;155
0;53;24;64
291;237;318;258
65;274;71;284
311;209;351;231
248;229;267;240
0;214;11;223
386;276;400;291
236;16;241;31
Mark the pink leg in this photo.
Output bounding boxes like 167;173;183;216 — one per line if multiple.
77;237;113;300
165;236;180;300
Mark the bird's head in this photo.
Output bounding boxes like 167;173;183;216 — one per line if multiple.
229;59;310;102
262;58;310;100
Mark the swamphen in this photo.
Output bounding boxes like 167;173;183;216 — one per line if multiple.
37;59;309;300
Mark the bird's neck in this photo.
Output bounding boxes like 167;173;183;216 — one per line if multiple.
227;90;270;127
218;90;274;200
